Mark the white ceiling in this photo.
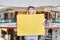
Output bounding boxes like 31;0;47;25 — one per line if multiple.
0;0;60;7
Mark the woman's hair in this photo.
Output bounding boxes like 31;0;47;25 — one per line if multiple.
27;6;35;10
27;6;36;14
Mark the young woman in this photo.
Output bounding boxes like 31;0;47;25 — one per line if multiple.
24;6;38;40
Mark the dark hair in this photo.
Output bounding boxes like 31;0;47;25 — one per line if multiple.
27;6;35;10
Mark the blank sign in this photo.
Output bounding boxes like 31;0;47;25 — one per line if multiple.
17;14;45;36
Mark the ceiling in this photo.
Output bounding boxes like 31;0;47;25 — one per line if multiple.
0;0;60;7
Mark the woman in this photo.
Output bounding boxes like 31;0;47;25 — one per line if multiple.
24;6;38;40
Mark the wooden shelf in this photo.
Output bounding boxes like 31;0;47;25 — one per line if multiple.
0;26;60;29
45;27;60;29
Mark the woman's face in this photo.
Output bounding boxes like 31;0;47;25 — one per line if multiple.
28;8;34;14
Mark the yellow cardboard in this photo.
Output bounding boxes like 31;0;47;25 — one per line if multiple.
17;14;45;36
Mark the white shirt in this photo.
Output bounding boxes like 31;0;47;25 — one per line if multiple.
25;36;38;39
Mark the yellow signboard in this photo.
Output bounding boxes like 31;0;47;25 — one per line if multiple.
17;14;45;36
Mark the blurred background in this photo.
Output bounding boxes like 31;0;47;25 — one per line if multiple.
0;0;60;40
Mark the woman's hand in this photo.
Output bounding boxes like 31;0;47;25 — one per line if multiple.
43;22;45;26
